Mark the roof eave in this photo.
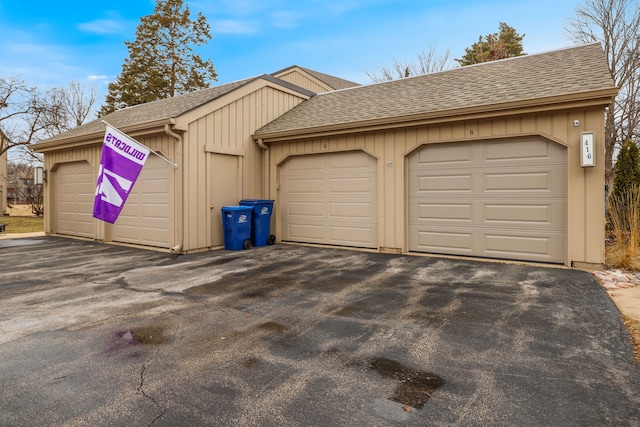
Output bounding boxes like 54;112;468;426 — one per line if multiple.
254;88;618;143
33;118;174;152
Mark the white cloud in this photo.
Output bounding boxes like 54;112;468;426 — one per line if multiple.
270;11;305;28
324;1;360;15
77;18;123;35
212;19;259;35
199;0;269;16
87;75;108;81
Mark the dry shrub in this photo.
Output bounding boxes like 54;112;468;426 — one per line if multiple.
607;185;640;270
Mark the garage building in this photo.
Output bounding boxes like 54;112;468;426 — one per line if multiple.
35;44;616;268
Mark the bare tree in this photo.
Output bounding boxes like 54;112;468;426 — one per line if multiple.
0;76;43;157
566;0;640;183
39;82;98;139
0;77;98;157
367;46;453;83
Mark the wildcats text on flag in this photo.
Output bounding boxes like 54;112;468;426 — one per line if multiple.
93;125;150;224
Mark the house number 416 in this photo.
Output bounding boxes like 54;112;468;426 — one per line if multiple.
581;132;595;168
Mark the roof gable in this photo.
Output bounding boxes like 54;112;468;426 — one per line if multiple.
272;66;360;91
256;44;617;139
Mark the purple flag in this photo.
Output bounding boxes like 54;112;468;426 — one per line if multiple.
93;125;150;224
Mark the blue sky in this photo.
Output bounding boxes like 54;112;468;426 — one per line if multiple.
0;0;580;103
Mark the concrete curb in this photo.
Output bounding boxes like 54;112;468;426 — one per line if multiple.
0;231;46;240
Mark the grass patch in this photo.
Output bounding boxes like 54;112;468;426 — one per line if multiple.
0;216;44;234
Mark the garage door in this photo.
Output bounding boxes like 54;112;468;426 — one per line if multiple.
280;151;378;248
54;161;95;238
408;138;565;263
112;155;170;248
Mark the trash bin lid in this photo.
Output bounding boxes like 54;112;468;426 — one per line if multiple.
221;206;253;212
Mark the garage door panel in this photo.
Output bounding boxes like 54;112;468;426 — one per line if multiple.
329;176;375;193
485;233;555;257
329;151;375;169
413;203;473;222
409;139;566;263
485;172;551;192
140;178;169;193
484;232;564;262
285;222;325;240
287;178;324;194
484;200;564;226
484;169;564;193
484;139;552;161
410;226;564;262
410;228;474;253
411;198;563;229
329;224;377;245
329;201;376;220
54;161;95;238
416;174;473;193
112;156;170;248
280;151;378;249
415;143;473;165
288;201;324;217
287;155;324;172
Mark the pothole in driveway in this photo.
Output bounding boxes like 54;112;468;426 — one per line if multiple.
369;357;445;409
114;326;170;346
258;321;288;333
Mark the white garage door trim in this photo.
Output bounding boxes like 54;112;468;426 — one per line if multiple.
112;155;171;248
53;161;95;238
408;138;566;263
279;150;378;249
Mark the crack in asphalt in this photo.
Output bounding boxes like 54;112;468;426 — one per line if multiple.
137;356;166;426
135;324;181;426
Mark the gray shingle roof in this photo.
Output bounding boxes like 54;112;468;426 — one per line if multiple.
37;74;315;146
38;78;255;144
255;44;617;138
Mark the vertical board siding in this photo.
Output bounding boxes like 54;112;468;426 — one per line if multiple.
269;109;606;265
181;85;307;251
275;70;331;93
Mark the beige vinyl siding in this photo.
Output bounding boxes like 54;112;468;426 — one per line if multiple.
268;108;606;266
273;70;333;93
179;83;308;252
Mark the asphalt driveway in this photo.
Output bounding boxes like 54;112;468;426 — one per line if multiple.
1;237;639;426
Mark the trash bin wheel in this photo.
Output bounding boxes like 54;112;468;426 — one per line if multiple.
243;239;252;250
267;234;276;245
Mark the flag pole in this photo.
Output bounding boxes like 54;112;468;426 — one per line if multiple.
101;120;178;169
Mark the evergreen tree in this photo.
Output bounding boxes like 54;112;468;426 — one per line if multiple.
99;0;217;115
456;22;526;66
613;139;640;197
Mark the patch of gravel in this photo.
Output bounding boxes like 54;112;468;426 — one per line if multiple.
592;270;640;290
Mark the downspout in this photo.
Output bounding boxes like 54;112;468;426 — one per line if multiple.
256;138;269;198
256;137;268;151
165;123;183;253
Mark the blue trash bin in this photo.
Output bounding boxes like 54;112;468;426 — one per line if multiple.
221;206;253;250
239;199;275;247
